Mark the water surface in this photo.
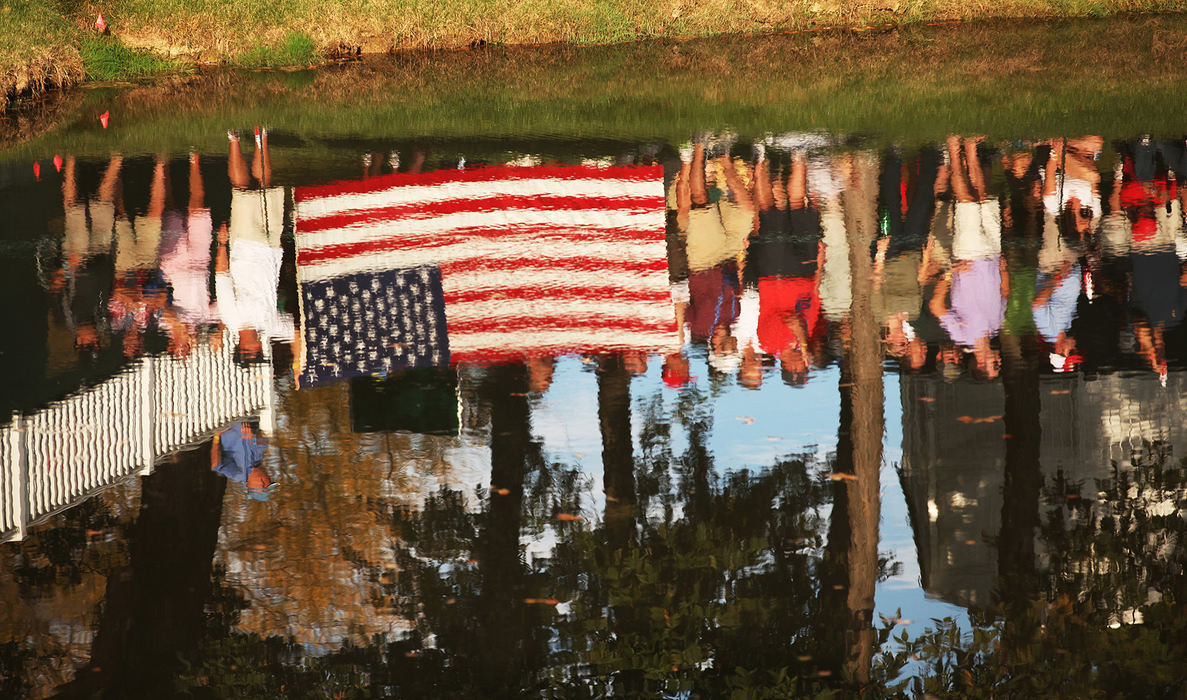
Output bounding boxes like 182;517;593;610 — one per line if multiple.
4;17;1187;698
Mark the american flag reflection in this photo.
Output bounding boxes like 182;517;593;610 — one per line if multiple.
294;164;677;384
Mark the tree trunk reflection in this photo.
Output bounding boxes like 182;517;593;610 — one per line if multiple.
836;153;884;684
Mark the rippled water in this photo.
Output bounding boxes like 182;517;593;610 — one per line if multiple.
4;19;1187;699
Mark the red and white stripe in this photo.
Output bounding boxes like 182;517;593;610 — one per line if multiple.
295;165;678;363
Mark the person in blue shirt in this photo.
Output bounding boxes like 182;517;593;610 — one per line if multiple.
210;421;275;500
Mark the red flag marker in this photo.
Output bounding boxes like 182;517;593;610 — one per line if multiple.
33;162;41;180
53;155;63;172
95;14;107;32
99;111;110;129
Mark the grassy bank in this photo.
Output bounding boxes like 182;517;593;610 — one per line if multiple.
2;0;1185;109
4;16;1187;166
0;2;84;108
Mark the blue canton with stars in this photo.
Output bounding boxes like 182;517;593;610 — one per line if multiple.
300;266;450;387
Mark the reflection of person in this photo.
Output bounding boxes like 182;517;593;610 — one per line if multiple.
114;154;166;274
1042;136;1103;238
210;421;274;500
160;153;216;329
931;136;1007;379
752;150;823;386
672;137;754;273
107;154;196;358
1032;202;1082;371
218;127;294;364
56;155;117;355
875;147;940;370
1119;138;1187;381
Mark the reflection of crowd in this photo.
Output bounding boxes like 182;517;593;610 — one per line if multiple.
44;131;1187;395
48;130;294;369
46;129;293;496
664;133;1187;386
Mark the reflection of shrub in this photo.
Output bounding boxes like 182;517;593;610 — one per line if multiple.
235;33;317;68
79;35;184;82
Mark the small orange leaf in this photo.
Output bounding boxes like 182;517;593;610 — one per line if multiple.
919;396;936;403
555;513;582;522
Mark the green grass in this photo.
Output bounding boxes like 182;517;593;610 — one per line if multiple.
0;1;83;105
233;32;317;68
3;0;1186;110
79;35;186;81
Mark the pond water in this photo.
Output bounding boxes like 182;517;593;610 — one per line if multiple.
3;17;1187;699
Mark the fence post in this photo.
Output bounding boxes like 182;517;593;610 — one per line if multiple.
140;357;156;476
12;412;28;542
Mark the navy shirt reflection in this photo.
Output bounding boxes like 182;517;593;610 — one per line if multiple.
211;421;275;500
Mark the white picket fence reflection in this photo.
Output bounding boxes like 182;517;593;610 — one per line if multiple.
1;337;273;543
